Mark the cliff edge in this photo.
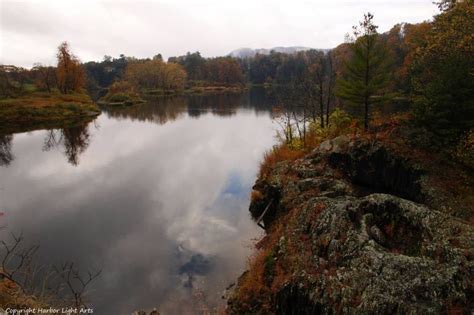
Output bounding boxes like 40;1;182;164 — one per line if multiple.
228;135;474;314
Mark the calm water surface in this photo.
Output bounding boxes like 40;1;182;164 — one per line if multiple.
0;91;277;314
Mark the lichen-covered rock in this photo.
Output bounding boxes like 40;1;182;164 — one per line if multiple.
296;194;471;313
316;136;426;203
132;309;160;315
228;138;474;314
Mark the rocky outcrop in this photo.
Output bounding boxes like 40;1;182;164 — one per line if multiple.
228;136;474;314
317;135;425;203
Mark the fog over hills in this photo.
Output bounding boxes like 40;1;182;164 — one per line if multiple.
228;46;330;58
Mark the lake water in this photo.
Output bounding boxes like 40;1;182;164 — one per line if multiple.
0;90;277;314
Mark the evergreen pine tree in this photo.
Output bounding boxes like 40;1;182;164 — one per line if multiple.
336;13;390;130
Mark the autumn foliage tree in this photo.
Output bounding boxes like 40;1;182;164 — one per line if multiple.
203;57;244;85
32;63;57;93
435;0;461;11
168;53;244;86
56;42;86;94
124;59;187;90
384;22;432;94
410;2;474;141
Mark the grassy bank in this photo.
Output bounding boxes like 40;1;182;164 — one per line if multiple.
98;84;248;107
0;278;48;310
0;92;100;134
183;85;248;94
97;92;146;107
142;85;248;96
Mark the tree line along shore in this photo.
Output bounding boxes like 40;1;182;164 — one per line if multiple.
0;1;473;312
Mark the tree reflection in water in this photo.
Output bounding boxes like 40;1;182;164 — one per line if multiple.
0;134;14;166
187;93;242;118
43;122;92;166
102;96;188;124
3;89;276;168
0;89;279;314
101;91;273;124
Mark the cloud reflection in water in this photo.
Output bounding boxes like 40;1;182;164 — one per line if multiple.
0;92;276;314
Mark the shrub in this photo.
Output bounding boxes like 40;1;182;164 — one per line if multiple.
108;93;130;102
108;80;137;95
309;108;356;140
103;80;140;103
259;145;305;177
230;218;288;313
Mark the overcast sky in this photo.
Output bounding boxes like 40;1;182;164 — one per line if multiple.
1;0;438;68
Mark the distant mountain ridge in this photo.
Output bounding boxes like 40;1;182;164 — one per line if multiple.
228;46;329;58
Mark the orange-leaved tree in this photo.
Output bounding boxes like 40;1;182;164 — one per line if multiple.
56;42;85;94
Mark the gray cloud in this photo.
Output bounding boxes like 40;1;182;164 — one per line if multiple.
1;0;437;67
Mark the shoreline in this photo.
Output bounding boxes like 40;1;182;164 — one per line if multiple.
97;85;249;106
0;92;100;135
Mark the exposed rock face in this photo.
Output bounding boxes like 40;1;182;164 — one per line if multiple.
274;194;472;314
228;137;474;314
319;136;425;203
